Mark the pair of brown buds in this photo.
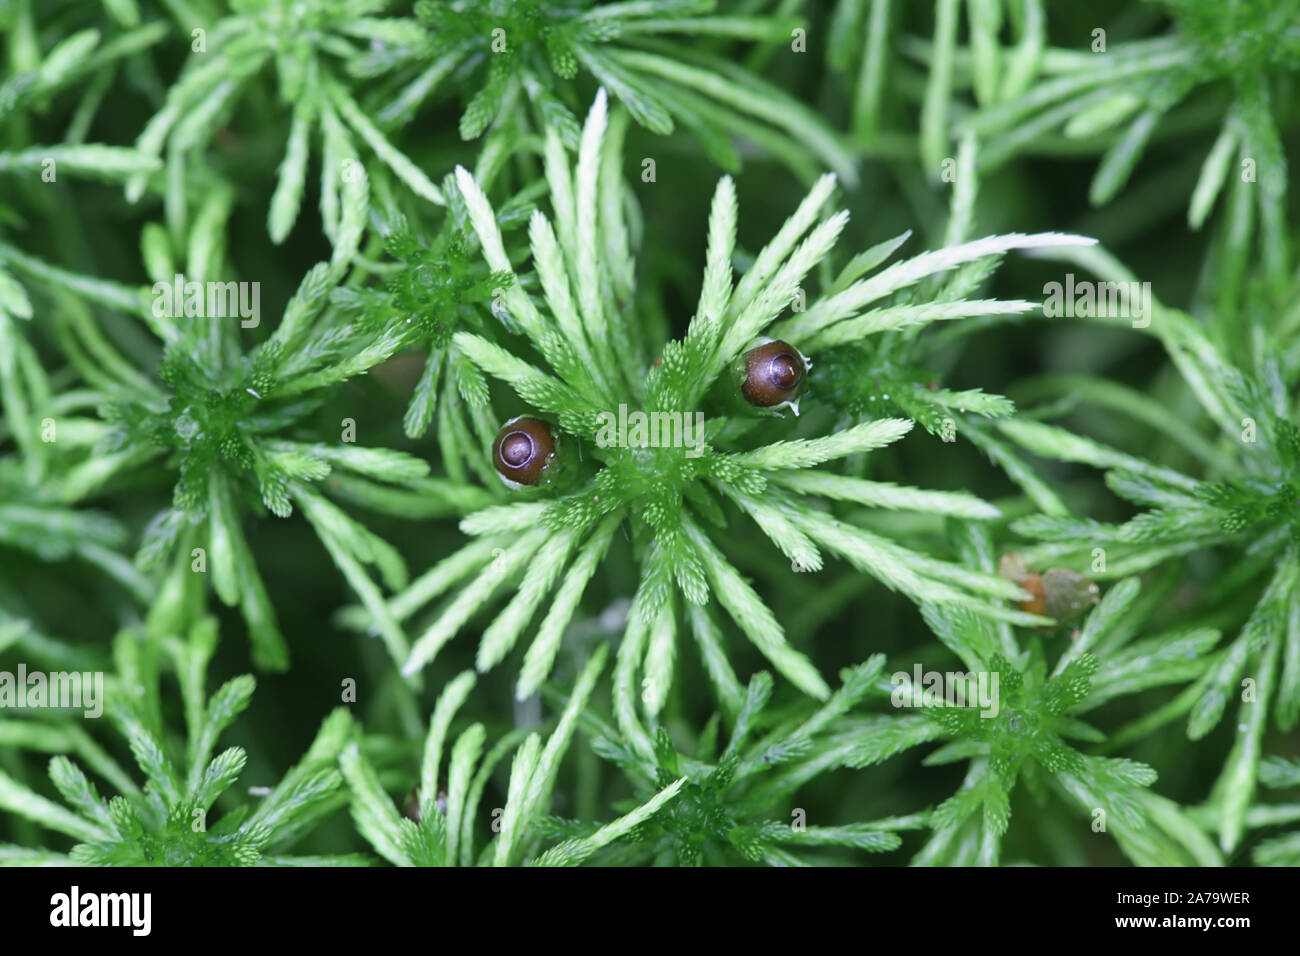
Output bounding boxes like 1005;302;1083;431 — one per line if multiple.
491;341;809;486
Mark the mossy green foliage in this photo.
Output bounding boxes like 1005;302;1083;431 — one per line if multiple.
1;0;1299;867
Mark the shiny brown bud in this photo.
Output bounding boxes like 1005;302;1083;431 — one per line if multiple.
741;340;807;408
493;416;555;487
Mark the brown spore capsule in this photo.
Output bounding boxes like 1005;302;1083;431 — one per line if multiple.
493;416;555;487
741;340;807;408
1000;552;1099;624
